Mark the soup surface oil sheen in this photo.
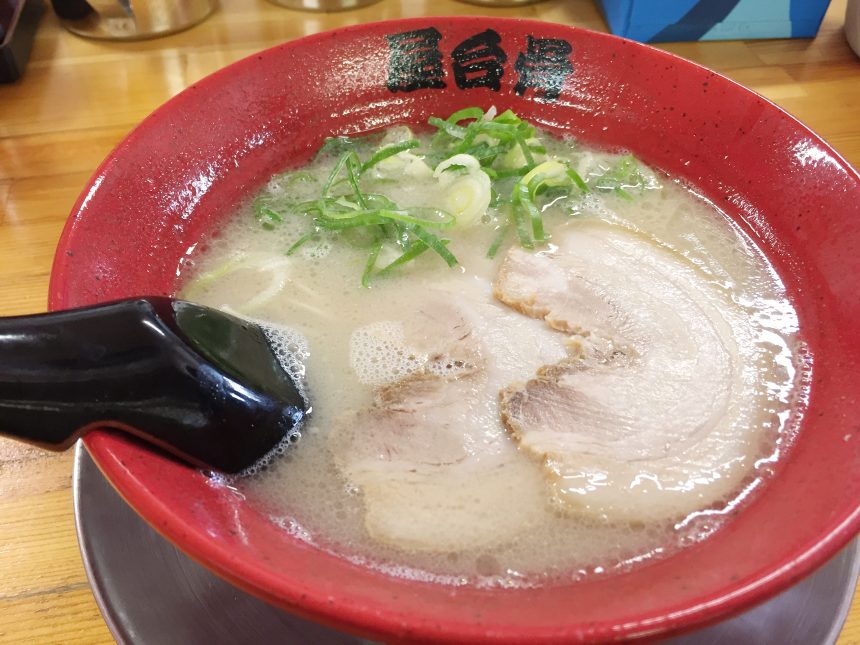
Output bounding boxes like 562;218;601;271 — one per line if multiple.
182;122;807;589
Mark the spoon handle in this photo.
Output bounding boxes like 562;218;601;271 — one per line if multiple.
0;299;187;450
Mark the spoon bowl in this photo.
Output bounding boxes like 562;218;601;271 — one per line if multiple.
0;297;308;472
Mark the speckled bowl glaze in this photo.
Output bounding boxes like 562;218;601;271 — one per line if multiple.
50;18;860;643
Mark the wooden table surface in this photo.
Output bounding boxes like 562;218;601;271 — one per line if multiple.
1;0;858;642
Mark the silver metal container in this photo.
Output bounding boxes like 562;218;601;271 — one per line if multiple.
53;0;216;40
264;0;382;11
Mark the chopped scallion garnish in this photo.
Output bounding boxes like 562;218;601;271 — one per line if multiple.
377;240;431;277
361;240;384;288
589;154;657;196
285;230;317;256
274;141;461;284
361;139;420;173
254;107;655;285
487;225;510;259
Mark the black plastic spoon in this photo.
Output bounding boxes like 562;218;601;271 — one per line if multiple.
0;297;308;472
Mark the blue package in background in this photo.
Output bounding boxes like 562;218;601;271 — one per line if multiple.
597;0;832;42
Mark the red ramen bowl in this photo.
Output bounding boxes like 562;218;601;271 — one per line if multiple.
50;17;860;643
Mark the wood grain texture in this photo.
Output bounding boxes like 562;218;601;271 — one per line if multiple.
0;0;857;643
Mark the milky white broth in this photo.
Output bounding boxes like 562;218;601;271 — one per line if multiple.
180;126;806;588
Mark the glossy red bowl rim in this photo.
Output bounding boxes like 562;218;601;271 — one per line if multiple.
48;17;860;643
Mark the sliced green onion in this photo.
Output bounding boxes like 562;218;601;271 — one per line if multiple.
508;196;533;249
470;143;509;163
362;239;384;288
590;154;653;196
315;212;389;230
428;116;468;139
407;225;458;267
515;136;536;168
567;168;589;193
253;197;284;228
515;183;545;242
319;136;357;156
376;241;431;277
403;206;457;228
253;108;654;287
344;154;368;209
286;230;318;256
341;226;385;249
363;193;399;210
361;139;420;173
333;196;361;211
494;166;531;179
314;206;454;230
446;107;486;124
493;109;522;125
322;151;353;196
476;121;520;141
487;225;510;259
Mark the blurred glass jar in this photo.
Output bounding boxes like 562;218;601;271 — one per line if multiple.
51;0;215;40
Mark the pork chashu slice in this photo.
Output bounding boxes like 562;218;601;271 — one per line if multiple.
495;222;760;522
331;373;545;552
331;300;547;552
